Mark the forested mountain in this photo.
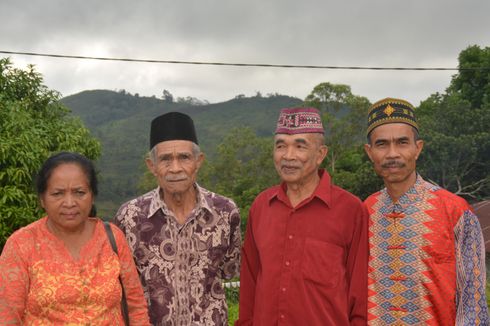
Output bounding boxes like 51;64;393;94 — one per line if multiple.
59;45;490;218
3;45;488;257
61;90;302;216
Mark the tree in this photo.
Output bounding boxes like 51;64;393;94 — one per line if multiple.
448;45;490;109
304;82;369;174
303;82;381;198
331;146;383;200
418;95;490;200
417;45;490;200
162;89;174;103
0;58;101;251
176;96;209;106
199;128;277;230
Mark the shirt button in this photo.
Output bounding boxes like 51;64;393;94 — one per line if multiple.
288;235;293;240
285;261;290;266
280;314;285;319
281;287;286;292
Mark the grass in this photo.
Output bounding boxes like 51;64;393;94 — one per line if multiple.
487;283;490;308
226;286;239;325
228;302;238;326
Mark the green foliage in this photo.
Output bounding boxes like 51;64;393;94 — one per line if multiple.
227;302;238;326
0;57;100;251
417;45;490;200
63;91;301;217
225;286;239;305
199;127;278;231
60;45;490;216
305;83;369;168
449;45;490;109
487;282;490;309
226;286;239;325
329;146;383;200
305;82;380;199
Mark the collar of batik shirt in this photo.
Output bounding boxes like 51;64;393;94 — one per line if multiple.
147;184;213;219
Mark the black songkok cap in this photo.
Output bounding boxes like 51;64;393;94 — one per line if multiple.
150;112;198;149
367;97;418;136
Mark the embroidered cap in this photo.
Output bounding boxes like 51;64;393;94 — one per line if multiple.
275;107;324;135
367;97;418;136
150;112;198;149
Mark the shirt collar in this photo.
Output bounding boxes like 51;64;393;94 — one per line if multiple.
381;173;427;208
269;169;332;208
147;183;212;219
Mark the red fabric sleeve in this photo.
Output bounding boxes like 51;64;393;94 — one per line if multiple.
346;202;369;325
235;207;259;326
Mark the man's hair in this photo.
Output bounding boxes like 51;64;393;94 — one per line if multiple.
366;126;419;144
149;142;201;163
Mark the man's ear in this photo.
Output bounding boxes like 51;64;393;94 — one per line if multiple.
317;145;328;164
145;157;157;176
364;143;374;162
196;152;205;170
415;139;424;160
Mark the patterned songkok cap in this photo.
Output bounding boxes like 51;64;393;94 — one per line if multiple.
367;97;418;136
275;107;324;135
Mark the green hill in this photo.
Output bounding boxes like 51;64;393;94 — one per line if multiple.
61;90;302;217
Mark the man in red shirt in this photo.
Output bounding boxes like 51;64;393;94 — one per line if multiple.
236;107;369;325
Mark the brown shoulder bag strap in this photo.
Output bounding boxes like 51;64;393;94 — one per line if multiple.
103;221;130;326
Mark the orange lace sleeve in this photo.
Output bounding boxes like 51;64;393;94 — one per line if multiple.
0;232;31;324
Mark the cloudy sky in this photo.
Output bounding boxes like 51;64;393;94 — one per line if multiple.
1;0;489;106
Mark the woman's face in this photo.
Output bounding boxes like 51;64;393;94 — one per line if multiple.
40;163;94;232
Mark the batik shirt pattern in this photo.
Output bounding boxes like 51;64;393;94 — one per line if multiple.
366;175;489;325
114;185;241;326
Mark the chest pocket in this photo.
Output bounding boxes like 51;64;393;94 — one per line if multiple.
301;238;344;288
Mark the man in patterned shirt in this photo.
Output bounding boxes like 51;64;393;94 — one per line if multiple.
114;112;241;325
364;97;489;325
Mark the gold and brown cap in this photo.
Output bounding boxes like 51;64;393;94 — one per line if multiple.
367;97;418;135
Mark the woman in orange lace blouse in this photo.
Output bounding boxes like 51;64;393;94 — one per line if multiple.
0;152;150;325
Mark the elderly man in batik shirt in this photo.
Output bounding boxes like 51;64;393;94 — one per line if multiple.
364;98;489;325
114;112;241;325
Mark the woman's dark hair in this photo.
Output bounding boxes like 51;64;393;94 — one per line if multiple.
35;151;98;197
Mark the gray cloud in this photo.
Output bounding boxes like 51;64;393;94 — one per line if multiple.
1;0;489;105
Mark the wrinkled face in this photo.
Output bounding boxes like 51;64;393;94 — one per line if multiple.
365;123;423;188
40;163;94;231
147;140;204;196
273;133;328;186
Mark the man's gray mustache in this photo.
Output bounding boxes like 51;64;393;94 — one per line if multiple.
165;174;187;181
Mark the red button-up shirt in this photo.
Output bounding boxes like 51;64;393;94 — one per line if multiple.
237;170;368;326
